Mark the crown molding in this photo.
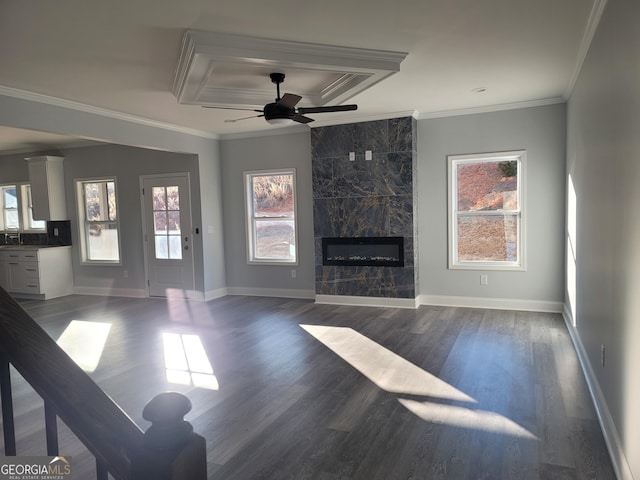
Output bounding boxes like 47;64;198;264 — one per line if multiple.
219;124;310;140
308;110;418;128
0;85;219;140
416;97;566;120
564;0;608;99
0;140;103;157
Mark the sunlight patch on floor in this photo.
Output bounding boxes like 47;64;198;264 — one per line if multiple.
300;324;537;439
399;398;537;439
56;320;112;373
300;324;474;403
162;332;219;390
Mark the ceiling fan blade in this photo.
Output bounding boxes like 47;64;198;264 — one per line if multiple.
203;106;264;113
224;114;265;123
292;114;314;124
297;104;358;114
278;93;302;109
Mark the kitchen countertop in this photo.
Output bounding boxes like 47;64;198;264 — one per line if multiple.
0;245;71;250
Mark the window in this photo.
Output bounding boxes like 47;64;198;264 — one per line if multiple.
1;185;19;230
151;185;182;260
21;185;46;230
0;183;46;232
77;178;121;264
448;151;524;270
244;169;298;265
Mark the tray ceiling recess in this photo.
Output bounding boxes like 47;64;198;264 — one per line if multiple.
172;30;408;109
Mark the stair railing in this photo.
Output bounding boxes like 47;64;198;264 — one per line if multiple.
0;287;206;480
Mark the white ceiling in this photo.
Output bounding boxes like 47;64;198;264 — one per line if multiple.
0;0;603;153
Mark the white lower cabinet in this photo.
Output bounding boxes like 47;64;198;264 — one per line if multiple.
2;247;73;299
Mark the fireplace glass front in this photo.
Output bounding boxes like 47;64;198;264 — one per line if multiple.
322;237;404;267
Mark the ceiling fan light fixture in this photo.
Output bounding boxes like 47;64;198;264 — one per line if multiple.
204;73;357;126
266;117;295;125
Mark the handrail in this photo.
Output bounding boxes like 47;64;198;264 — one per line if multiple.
0;287;144;479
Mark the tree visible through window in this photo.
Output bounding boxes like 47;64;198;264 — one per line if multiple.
448;151;524;269
245;170;297;264
152;185;182;260
77;179;120;263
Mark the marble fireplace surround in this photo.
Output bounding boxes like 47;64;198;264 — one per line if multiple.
311;116;418;304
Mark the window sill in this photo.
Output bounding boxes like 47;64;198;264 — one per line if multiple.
449;263;525;272
248;259;298;267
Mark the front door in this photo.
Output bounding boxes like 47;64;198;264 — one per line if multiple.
141;174;195;298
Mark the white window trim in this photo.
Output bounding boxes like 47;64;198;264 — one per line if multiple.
447;150;526;271
0;182;47;233
244;168;299;266
75;176;122;266
0;184;19;231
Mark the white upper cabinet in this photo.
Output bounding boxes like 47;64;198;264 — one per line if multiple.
25;156;67;221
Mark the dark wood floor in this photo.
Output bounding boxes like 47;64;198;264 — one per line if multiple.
1;295;616;479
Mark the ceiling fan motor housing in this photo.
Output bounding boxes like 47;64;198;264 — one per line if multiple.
264;101;294;121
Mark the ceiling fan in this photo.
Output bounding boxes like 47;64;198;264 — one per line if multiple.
203;73;358;125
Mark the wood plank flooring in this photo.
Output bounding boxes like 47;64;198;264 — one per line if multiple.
1;295;616;479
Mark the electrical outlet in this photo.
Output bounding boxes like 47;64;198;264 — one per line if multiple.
291;269;297;278
123;270;128;278
601;344;605;366
480;274;489;285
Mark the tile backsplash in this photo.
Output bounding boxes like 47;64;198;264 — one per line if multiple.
1;220;71;246
46;220;72;246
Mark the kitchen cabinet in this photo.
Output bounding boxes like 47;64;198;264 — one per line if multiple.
3;246;73;299
25;155;67;221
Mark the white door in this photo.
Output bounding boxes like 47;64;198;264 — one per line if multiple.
141;174;195;298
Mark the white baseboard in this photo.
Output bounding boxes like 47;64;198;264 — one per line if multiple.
204;287;228;302
562;306;634;480
74;286;148;298
315;294;420;309
226;287;315;300
419;294;564;313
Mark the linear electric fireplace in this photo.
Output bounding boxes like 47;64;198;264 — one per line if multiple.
322;237;404;267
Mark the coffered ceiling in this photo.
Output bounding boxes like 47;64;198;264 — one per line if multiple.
0;0;605;152
173;30;407;108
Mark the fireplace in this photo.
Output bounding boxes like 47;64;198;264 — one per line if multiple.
322;237;404;267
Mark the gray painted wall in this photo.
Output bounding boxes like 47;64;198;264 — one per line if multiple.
417;104;566;307
1;7;635;475
219;106;566;309
220;131;315;296
0;93;225;296
0;144;200;295
566;0;640;477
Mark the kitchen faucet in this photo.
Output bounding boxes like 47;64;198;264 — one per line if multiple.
5;230;21;245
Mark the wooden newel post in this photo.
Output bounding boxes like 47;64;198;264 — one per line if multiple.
130;392;207;480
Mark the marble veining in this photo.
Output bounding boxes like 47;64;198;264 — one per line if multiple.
312;116;418;299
